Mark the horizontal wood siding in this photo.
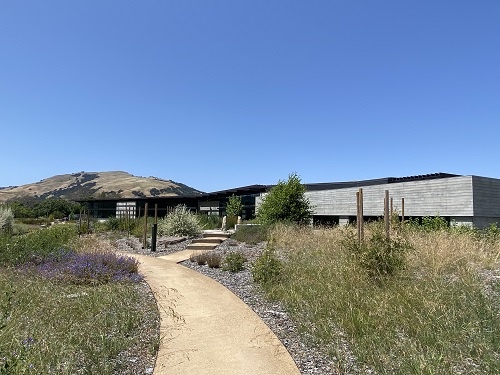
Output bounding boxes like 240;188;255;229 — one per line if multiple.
306;176;474;217
472;176;500;217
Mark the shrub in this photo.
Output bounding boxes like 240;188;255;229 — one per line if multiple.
0;206;14;234
157;205;202;238
343;224;412;278
231;224;269;245
195;253;208;266
222;252;247;272
256;173;312;225
0;225;78;266
407;215;449;232
206;253;222;268
251;248;282;284
20;250;142;285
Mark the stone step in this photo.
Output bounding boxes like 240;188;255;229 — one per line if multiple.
186;243;219;251
203;232;230;239
191;237;224;244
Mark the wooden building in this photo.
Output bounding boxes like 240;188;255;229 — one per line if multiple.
300;173;500;228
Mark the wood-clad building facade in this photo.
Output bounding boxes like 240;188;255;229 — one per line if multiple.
301;173;500;228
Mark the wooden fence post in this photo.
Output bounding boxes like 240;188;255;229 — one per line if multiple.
402;198;405;225
384;190;390;239
359;188;364;243
357;191;360;243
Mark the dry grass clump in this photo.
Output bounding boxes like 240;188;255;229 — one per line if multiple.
406;229;499;277
259;223;499;374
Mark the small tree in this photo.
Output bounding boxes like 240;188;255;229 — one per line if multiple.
256;173;313;225
226;194;243;218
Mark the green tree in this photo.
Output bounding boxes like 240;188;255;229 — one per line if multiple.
6;201;35;218
256;173;313;225
33;198;81;218
226;194;243;218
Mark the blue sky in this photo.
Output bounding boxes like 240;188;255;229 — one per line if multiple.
1;1;499;193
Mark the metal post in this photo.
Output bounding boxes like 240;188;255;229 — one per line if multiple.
151;204;158;252
143;203;148;249
151;223;157;252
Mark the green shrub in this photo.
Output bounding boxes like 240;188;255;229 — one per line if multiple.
343;225;412;278
407;215;449;232
0;225;78;266
222;252;247;272
231;224;269;245
256;173;312;225
157;205;201;238
18;217;49;226
251;248;282;284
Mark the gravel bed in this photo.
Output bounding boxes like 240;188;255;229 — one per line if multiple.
115;235;340;374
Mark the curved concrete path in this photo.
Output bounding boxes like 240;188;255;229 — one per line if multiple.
131;253;301;375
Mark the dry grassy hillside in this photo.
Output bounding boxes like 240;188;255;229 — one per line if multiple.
0;171;203;202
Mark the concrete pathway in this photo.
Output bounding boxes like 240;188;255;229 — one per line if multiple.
131;252;301;375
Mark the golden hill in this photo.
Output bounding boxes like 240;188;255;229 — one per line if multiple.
0;171;203;202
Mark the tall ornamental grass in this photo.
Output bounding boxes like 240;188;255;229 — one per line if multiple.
255;223;499;374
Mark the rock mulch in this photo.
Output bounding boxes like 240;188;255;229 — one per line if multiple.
114;235;342;375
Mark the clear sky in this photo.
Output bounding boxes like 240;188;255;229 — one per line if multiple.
1;1;499;193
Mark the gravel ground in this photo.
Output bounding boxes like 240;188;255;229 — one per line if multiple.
113;235;342;375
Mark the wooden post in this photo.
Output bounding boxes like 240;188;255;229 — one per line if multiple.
79;208;82;235
359;188;364;243
384;190;390;239
390;197;393;221
143;203;148;249
86;208;90;234
401;198;405;225
356;191;360;243
154;204;158;224
126;206;130;238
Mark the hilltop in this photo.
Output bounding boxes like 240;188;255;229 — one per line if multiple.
0;171;204;202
